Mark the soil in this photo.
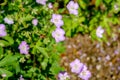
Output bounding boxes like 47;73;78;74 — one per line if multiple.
60;25;120;80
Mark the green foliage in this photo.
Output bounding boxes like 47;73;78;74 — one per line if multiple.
0;36;14;47
0;54;20;78
95;0;102;7
0;0;120;79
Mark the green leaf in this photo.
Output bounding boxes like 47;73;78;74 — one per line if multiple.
64;0;69;5
0;47;3;54
0;40;9;47
0;36;14;47
41;58;48;70
36;47;49;58
0;54;19;67
90;30;97;40
3;36;14;45
95;0;102;7
0;68;13;77
104;0;112;4
50;61;64;75
78;0;87;9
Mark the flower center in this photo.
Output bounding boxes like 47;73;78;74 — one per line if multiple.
21;46;26;51
81;71;86;76
54;18;58;22
74;64;79;69
70;7;75;10
56;33;60;37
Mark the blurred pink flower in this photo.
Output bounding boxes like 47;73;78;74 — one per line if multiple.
78;65;91;80
52;28;65;43
58;71;70;80
36;0;47;5
18;41;29;54
4;17;14;24
19;75;24;80
0;24;7;37
96;26;104;38
70;59;83;74
32;18;38;26
67;1;79;15
48;3;53;9
50;14;64;28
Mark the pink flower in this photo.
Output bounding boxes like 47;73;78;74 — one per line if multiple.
96;26;104;38
36;0;47;5
78;65;91;80
70;59;84;74
4;17;14;24
18;41;29;54
1;74;6;77
58;71;70;80
48;3;53;9
67;1;79;15
52;28;65;43
0;24;7;37
32;18;38;26
19;75;24;80
50;14;64;28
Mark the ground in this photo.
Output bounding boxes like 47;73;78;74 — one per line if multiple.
60;25;120;80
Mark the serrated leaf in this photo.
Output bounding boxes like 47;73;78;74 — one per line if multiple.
36;47;49;58
41;58;48;70
90;30;97;40
0;40;9;47
50;61;63;75
0;54;19;67
3;36;14;45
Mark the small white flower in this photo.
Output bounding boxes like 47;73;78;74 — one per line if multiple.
114;4;119;11
4;17;14;24
48;3;53;9
1;74;6;77
19;75;24;80
105;55;110;61
32;18;38;26
96;26;104;38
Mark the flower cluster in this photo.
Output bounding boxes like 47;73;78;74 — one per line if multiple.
18;41;30;54
50;14;65;42
58;71;70;80
0;24;7;37
67;1;79;15
70;59;91;80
